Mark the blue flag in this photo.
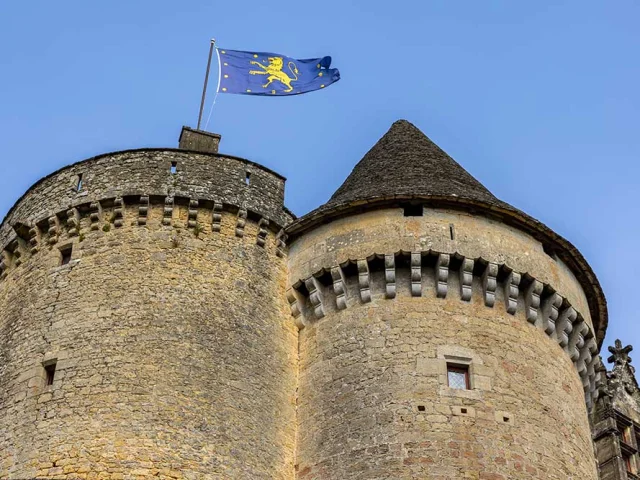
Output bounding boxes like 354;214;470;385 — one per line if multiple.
216;48;340;96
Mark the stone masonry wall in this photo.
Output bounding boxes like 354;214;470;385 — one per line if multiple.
0;172;297;478
288;207;600;479
294;283;598;479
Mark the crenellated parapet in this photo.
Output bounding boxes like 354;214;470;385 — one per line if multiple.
287;249;600;408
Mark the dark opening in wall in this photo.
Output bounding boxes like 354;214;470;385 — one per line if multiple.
44;363;56;386
60;245;72;266
461;408;467;414
542;243;556;259
402;204;423;217
170;161;177;174
76;173;83;192
503;416;510;423
417;405;425;412
245;172;251;185
449;223;455;240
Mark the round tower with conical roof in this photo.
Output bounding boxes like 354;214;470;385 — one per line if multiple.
285;120;606;479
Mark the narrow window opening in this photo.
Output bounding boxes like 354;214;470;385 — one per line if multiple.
245;172;251;185
447;364;470;390
403;204;423;217
623;453;633;474
76;173;83;192
170;161;177;174
461;408;467;414
417;405;425;412
44;363;56;386
503;416;510;423
449;223;455;240
60;246;72;266
620;424;632;444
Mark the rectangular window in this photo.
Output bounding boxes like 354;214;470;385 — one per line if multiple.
619;422;633;444
447;364;470;390
170;161;177;174
245;172;251;185
60;245;72;265
76;173;83;192
44;363;56;386
623;453;633;474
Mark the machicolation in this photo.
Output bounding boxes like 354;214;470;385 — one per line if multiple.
0;145;293;274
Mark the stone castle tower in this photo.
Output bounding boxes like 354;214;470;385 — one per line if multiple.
0;121;610;479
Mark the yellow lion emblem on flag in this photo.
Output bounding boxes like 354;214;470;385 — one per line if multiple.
249;57;299;93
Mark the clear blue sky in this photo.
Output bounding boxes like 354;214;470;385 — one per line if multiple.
1;1;638;353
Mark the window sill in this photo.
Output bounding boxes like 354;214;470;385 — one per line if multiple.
439;385;482;400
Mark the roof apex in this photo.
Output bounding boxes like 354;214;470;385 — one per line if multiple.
326;119;498;207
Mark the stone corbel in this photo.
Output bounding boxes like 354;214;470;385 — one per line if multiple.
525;279;543;324
275;230;287;258
138;196;149;226
112;197;125;228
459;258;474;302
89;201;102;231
211;202;223;232
568;319;588;363
47;215;60;244
504;271;521;315
482;262;498;307
556;307;576;350
305;276;325;319
187;199;198;229
331;266;347;310
411;252;422;297
541;292;562;338
256;218;269;247
66;207;80;236
357;260;371;303
385;254;396;299
8;239;22;267
577;337;598;379
235;208;247;237
286;288;306;329
436;253;450;298
28;225;40;254
162;196;174;226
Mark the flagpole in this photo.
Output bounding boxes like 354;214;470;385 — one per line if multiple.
196;38;216;130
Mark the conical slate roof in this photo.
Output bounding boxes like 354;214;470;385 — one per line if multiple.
327;119;500;208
